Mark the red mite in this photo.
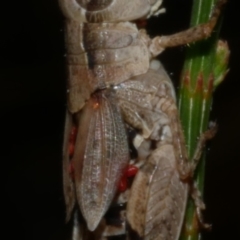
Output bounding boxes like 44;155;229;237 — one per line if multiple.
69;126;77;158
68;126;78;180
118;165;139;192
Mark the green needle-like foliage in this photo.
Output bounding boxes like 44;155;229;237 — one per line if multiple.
178;0;229;240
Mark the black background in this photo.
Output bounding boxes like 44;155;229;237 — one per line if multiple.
1;0;239;239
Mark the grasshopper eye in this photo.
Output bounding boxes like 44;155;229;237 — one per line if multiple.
76;0;113;11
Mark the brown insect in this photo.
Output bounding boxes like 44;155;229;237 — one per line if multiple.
59;0;226;239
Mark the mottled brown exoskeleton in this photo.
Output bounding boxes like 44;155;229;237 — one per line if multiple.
59;0;226;239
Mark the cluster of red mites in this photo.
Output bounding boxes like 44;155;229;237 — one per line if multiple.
118;165;138;192
68;126;138;191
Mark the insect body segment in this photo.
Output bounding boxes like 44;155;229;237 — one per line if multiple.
65;20;150;114
60;0;226;239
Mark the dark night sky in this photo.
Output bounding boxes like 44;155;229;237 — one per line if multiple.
1;0;239;239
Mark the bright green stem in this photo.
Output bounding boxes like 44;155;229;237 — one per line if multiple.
178;0;229;240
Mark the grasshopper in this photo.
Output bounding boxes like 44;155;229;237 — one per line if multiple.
59;0;226;239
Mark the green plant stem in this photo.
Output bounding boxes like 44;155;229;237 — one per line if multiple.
178;0;229;240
